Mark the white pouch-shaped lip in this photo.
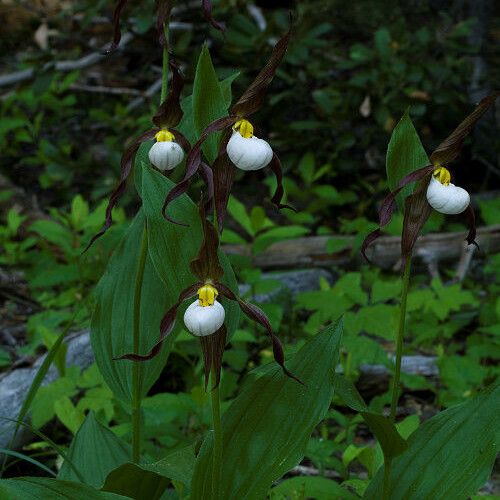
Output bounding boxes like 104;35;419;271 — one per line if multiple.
226;131;273;171
426;176;470;215
148;141;184;171
183;300;225;337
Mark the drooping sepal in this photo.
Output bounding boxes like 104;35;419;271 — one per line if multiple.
152;60;185;129
200;325;227;390
230;25;291;117
361;165;434;262
464;204;478;249
189;200;224;282
156;0;173;48
212;136;235;232
114;282;201;361
269;153;295;211
105;0;128;54
85;129;158;251
215;283;302;384
201;0;226;32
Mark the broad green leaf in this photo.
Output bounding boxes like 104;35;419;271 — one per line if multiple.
192;44;228;164
334;375;407;459
101;463;168;500
0;477;126;500
270;476;358;500
29;219;74;255
364;383;499;499
143;444;196;491
141;163;240;337
54;396;85;433
59;413;130;487
191;320;344;500
386;110;429;210
91;211;171;405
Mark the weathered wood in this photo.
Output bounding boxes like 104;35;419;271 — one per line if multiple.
223;225;500;270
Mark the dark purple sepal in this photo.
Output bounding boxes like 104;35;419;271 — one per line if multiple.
104;0;128;54
153;60;185;129
189;200;224;282
216;283;303;384
200;325;227;390
156;0;173;48
230;26;291;117
212;133;235;232
114;282;201;362
162;116;237;223
463;204;479;249
268;153;295;211
201;0;226;32
84;128;158;251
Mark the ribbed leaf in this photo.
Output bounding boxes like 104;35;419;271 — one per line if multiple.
191;320;343;500
364;383;499;499
101;463;168;500
141;163;240;337
58;413;130;487
270;476;358;500
192;45;229;164
334;375;407;459
386;110;429;210
91;211;171;405
0;477;127;499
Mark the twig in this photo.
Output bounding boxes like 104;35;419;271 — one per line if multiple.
453;242;477;283
0;32;134;88
70;83;142;96
126;78;163;111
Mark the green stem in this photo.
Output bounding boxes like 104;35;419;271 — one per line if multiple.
160;24;170;104
131;228;148;463
382;257;412;499
210;372;223;500
390;257;411;422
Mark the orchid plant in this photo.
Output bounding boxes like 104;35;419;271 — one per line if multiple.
1;2;499;499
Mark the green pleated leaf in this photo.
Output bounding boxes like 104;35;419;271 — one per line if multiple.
91;211;171;405
191;320;344;500
192;44;230;164
364;383;499;499
141;163;240;337
101;463;168;500
58;413;130;487
386;110;430;210
142;444;196;492
0;477;127;500
334;375;407;459
270;476;359;500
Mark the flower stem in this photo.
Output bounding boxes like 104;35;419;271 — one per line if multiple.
131;227;148;463
390;257;411;422
210;371;223;499
382;256;412;498
160;24;170;104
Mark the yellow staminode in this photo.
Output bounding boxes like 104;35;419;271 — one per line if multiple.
433;166;451;186
155;129;175;142
197;284;218;307
233;119;254;138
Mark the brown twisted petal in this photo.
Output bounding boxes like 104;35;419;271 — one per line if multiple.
84;128;158;251
189;200;224;283
268;153;296;212
230;25;291;117
198;163;214;211
200;325;227;390
361;165;434;262
152;60;185;129
212;132;235;232
464;204;478;249
162;116;237;224
201;0;225;32
430;92;499;167
156;0;173;48
114;282;202;362
215;282;303;384
104;0;128;54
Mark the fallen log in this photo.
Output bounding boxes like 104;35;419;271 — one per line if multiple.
223;224;500;271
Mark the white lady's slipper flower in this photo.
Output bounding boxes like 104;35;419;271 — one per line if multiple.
226;119;273;171
148;129;184;171
183;284;225;337
426;167;470;215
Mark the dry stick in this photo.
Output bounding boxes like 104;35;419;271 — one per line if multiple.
0;33;134;88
